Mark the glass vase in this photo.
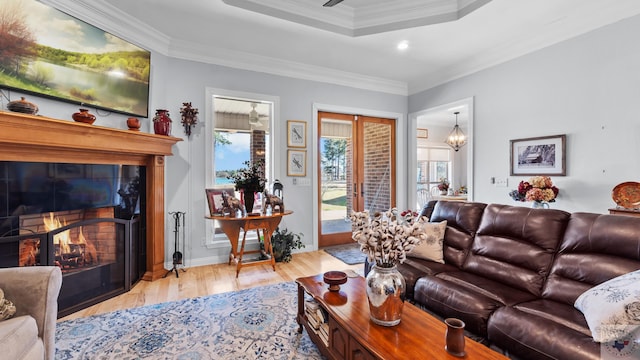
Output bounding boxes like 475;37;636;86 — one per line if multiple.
365;264;406;326
531;201;550;209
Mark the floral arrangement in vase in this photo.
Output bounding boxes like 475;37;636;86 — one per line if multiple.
227;160;266;193
350;208;428;267
437;178;449;192
509;176;559;203
227;160;266;212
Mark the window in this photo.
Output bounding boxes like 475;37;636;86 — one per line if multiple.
205;93;274;249
417;147;451;193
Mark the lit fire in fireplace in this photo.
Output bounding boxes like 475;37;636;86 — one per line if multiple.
43;212;98;269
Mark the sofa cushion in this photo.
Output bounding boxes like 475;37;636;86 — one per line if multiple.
542;213;640;306
408;220;447;263
429;201;487;268
488;302;600;360
465;204;570;297
397;258;458;300
574;269;640;342
0;315;43;360
0;288;16;321
414;271;536;336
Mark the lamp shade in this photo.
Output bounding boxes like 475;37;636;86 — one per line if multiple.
445;112;466;152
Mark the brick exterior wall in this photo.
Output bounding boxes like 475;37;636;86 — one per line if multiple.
363;122;391;213
251;130;266;166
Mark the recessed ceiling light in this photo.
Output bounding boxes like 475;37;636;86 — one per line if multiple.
397;41;409;50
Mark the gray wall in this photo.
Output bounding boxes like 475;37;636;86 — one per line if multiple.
409;14;640;214
160;58;407;266
9;6;639;267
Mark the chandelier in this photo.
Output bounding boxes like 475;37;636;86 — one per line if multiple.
445;111;466;152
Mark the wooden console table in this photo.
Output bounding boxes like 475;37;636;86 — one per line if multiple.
296;274;508;360
206;210;292;277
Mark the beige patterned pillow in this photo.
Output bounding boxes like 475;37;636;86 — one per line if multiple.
0;288;16;321
407;220;447;263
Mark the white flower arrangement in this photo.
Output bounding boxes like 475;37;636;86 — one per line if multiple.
350;208;428;268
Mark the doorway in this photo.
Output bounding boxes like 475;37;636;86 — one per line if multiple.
318;112;396;247
408;97;474;211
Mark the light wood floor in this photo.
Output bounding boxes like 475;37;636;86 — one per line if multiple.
59;249;362;322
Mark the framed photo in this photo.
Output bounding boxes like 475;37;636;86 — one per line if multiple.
287;150;306;177
510;134;566;176
417;128;428;139
205;189;225;216
287;120;306;148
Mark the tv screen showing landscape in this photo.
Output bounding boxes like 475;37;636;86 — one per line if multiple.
0;0;150;118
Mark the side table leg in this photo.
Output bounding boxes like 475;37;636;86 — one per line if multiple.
297;283;304;333
236;231;248;278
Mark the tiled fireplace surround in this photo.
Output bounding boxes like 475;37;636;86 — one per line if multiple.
0;111;181;316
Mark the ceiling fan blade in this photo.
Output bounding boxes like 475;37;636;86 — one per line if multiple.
323;0;344;7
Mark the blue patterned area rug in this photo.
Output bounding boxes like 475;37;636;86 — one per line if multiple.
55;282;322;359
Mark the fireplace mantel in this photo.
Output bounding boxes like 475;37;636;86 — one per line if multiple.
0;111;182;281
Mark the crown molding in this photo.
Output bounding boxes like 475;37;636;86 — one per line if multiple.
39;0;404;95
222;0;491;36
40;0;171;54
169;40;408;96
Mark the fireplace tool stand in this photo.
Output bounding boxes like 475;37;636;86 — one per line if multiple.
164;211;187;278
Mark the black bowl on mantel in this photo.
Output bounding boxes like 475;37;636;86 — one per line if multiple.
7;97;38;115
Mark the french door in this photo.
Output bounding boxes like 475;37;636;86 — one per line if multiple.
318;112;396;247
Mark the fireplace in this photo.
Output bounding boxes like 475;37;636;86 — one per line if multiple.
0;161;146;317
0;111;180;317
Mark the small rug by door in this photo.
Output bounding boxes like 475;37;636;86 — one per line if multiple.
55;282;321;359
323;243;366;265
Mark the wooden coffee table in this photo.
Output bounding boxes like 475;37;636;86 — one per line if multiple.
296;274;509;360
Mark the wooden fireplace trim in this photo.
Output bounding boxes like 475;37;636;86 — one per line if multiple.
0;111;182;281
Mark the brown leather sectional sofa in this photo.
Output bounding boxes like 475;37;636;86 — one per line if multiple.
372;200;640;360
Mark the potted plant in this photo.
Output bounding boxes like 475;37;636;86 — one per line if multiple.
227;160;266;212
269;227;304;263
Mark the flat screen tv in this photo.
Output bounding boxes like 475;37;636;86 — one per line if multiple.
0;0;150;118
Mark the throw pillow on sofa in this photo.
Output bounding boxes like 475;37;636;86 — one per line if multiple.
574;269;640;342
407;220;447;263
0;288;16;321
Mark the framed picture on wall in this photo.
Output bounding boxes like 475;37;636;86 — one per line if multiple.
287;120;306;148
205;189;226;216
510;134;566;176
417;128;428;139
287;150;306;177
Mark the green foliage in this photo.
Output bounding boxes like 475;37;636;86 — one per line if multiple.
322;138;347;180
227;160;266;192
271;227;304;263
28;62;53;86
34;44;150;82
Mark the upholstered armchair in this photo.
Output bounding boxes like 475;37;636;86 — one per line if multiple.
0;266;62;360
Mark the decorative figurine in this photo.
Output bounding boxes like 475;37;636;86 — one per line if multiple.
180;102;198;137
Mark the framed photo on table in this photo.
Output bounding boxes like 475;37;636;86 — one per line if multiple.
205;189;225;215
287;150;306;177
287;120;306;148
510;134;566;176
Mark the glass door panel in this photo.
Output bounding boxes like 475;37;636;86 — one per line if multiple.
318;112;395;247
361;118;394;214
319;114;353;244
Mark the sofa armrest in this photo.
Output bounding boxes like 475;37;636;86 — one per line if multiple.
0;266;62;360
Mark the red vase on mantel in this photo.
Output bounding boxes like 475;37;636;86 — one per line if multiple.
153;109;172;136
